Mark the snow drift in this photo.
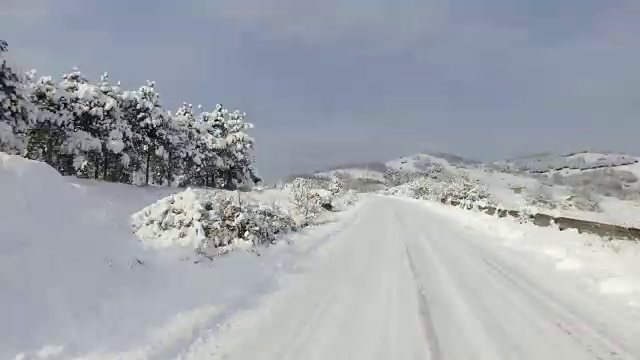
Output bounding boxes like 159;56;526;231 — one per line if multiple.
0;153;347;359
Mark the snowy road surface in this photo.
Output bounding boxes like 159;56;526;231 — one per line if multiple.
182;196;640;360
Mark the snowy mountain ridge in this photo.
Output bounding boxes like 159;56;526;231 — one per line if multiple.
312;149;640;229
316;150;640;179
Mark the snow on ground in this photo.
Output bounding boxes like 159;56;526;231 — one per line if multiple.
319;150;640;228
466;167;640;227
5;150;640;358
182;195;640;359
0;153;359;359
416;198;640;306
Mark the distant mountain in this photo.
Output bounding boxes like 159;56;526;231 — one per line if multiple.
491;151;639;174
311;151;478;182
304;150;640;185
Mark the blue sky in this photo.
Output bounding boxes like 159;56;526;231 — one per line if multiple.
2;0;639;179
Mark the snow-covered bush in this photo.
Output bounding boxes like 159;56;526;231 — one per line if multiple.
328;189;359;212
131;188;213;249
560;190;602;213
437;172;493;207
521;185;601;214
343;189;358;205
409;177;438;200
551;168;640;201
379;176;437;199
197;194;297;256
288;178;332;220
384;166;443;186
524;185;558;210
131;188;297;257
328;176;344;196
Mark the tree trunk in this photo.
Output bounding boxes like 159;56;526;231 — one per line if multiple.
225;170;233;190
46;123;53;165
103;153;109;181
166;150;173;186
145;145;152;186
93;152;100;179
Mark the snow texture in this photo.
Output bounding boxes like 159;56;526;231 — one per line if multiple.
0;152;357;359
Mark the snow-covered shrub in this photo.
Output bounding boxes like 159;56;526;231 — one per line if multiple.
379;176;437;199
131;188;297;257
524;185;558;210
330;189;359;212
328;176;344;196
288;178;333;220
131;188;213;249
551;168;640;200
384;166;443;186
559;190;602;213
198;194;297;256
437;172;493;207
382;172;494;209
343;189;358;205
409;177;438;200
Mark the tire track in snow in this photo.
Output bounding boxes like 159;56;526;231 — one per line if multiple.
481;258;633;360
394;208;442;360
403;244;443;360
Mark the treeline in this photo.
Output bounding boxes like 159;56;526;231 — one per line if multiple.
0;40;259;188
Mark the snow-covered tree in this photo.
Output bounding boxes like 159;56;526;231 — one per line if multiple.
196;104;257;189
221;107;260;188
171;103;203;186
328;176;344;196
121;81;170;185
0;40;263;188
25;74;71;167
0;41;32;153
94;72;130;181
57;69;104;175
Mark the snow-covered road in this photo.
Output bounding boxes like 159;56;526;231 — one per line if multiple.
183;196;640;360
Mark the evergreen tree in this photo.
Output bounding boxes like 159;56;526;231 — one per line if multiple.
0;40;32;153
0;40;260;188
127;81;169;185
26;74;71;170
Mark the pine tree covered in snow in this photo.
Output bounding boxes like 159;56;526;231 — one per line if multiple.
121;81;169;185
0;41;32;153
0;41;261;189
25;74;71;169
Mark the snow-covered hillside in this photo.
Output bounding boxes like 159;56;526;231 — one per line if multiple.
316;150;640;228
492;151;639;174
0;153;357;359
315;151;475;182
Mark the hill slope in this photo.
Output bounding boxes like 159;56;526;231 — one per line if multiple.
313;150;640;227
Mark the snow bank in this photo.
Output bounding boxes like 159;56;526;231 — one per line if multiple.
0;153;353;359
419;200;640;307
0;153;153;356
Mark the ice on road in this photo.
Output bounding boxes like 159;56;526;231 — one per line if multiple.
184;196;640;360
